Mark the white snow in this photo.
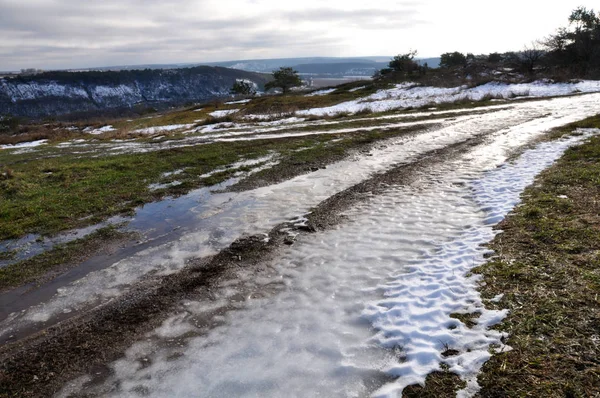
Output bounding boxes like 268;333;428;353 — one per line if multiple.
197;155;277;179
298;80;600;116
84;125;116;135
209;109;240;118
305;88;336;96
0;139;48;150
225;99;251;105
131;124;194;135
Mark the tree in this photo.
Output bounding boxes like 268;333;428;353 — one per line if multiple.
0;114;20;133
440;52;467;68
388;50;419;75
264;67;302;94
230;80;256;96
487;52;503;64
542;7;600;73
569;6;599;32
519;43;546;73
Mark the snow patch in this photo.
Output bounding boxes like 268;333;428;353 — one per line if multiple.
225;99;251;105
209;109;240;118
84;125;116;135
299;80;600;116
132;124;194;135
0;139;48;150
305;88;336;96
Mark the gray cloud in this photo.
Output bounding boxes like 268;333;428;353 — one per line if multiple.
0;0;423;70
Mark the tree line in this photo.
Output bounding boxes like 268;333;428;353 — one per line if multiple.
379;6;600;81
240;7;600;97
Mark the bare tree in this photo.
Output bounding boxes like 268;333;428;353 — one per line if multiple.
520;42;546;74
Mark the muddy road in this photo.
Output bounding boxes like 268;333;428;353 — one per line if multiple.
2;93;600;397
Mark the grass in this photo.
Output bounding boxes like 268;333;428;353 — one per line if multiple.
0;140;268;240
471;117;600;396
402;370;467;397
0;118;429;242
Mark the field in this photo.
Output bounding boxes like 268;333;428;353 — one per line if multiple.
2;79;600;397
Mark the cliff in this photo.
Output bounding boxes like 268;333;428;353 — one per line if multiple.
0;66;269;119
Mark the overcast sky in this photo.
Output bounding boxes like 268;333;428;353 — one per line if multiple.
0;0;596;71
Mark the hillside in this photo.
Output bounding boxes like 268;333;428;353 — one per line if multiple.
0;66;269;119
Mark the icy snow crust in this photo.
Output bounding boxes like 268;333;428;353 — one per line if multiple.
41;94;600;397
298;80;600;116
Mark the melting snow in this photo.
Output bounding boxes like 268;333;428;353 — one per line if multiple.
56;127;598;398
132;124;194;135
305;88;337;96
298;80;600;116
4;94;600;337
84;125;116;135
0;139;48;150
209;109;239;118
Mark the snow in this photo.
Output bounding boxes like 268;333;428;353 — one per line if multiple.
8;92;600;397
305;88;336;96
209;109;240;118
197;155;277;179
84;125;116;135
298;80;600;116
0;139;48;150
4;81;88;101
225;99;251;105
131;124;194;135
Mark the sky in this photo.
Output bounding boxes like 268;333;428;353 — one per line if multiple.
0;0;596;71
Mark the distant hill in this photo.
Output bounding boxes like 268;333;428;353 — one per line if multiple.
0;66;269;119
84;56;441;77
206;57;441;77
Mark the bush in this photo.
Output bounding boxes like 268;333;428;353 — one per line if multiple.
0;115;20;133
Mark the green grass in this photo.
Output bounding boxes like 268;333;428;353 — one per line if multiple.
472;117;600;397
0;119;428;242
0;141;268;240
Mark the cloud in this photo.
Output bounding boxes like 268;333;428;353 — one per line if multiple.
0;0;423;70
